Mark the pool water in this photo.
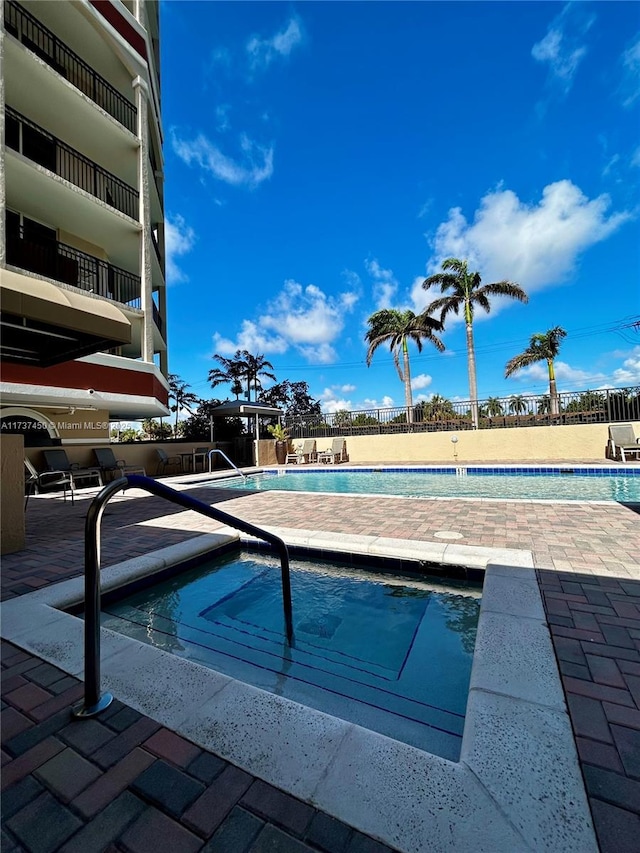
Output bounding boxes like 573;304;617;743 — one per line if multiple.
101;551;481;760
204;468;640;502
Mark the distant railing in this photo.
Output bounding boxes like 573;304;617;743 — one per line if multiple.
7;227;141;307
6;107;138;219
6;1;137;133
283;387;640;439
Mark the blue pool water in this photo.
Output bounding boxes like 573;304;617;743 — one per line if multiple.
203;467;640;502
101;551;481;760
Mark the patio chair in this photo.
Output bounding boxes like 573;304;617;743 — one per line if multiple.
318;437;348;464
93;447;146;481
155;448;182;475
608;424;640;462
42;449;103;490
24;458;73;508
193;447;209;472
286;439;317;464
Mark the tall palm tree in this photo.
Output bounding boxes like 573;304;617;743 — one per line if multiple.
505;326;567;415
423;258;528;429
168;374;199;436
209;352;246;397
242;351;276;401
365;309;444;422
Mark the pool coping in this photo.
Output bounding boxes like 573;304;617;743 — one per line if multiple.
0;530;597;853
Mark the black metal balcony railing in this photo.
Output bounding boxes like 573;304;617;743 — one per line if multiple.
7;227;141;308
6;108;139;220
152;302;164;338
6;1;137;134
283;387;640;439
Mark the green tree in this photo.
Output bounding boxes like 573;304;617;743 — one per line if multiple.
505;326;567;415
209;351;248;399
564;390;606;414
483;396;504;418
508;394;529;415
168;374;199;436
421;394;456;422
423;258;528;429
365;309;444;422
141;418;172;440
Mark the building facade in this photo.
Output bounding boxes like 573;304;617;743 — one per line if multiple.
0;0;169;445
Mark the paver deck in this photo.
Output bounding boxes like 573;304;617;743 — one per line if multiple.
2;471;639;852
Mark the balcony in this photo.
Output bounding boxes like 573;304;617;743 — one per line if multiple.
5;1;137;134
6;107;139;220
7;226;141;308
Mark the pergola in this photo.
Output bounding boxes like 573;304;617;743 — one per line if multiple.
207;401;283;446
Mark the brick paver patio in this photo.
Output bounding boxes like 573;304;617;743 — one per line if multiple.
2;475;639;851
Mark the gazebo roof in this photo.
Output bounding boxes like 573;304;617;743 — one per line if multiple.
208;401;283;418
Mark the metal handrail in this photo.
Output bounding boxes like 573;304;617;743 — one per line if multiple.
73;474;293;718
208;449;247;478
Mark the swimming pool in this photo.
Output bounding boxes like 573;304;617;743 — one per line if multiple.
202;467;640;502
100;550;481;760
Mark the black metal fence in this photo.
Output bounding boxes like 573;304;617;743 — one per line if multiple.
6;108;138;219
6;1;137;134
283;387;640;439
7;228;141;307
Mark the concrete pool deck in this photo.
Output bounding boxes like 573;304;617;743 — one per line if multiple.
2;470;640;852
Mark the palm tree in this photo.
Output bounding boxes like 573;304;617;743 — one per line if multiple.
168;374;199;436
485;396;504;417
422;258;528;429
505;326;567;415
508;394;528;415
242;351;276;401
209;351;246;398
365;309;444;422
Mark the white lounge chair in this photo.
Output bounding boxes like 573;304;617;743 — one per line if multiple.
318;437;348;464
286;439;317;464
608;424;640;462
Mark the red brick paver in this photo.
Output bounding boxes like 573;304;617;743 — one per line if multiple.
2;474;639;851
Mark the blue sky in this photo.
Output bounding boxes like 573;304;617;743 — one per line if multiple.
161;1;640;415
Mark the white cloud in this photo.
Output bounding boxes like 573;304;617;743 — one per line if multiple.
612;346;640;384
414;180;631;314
365;258;399;309
171;130;273;189
165;215;195;284
340;384;356;393
213;280;359;364
411;374;433;391
247;17;303;71
318;389;353;413
621;34;640;108
531;4;594;93
361;397;394;410
213;320;288;357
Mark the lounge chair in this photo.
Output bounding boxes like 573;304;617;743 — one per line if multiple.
156;448;182;475
318;437;348;464
286;439;317;464
608;424;640;462
24;458;73;508
93;447;146;481
42;449;103;489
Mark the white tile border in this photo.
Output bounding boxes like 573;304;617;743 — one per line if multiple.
0;532;596;853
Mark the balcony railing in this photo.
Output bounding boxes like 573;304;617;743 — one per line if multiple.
7;227;141;308
6;107;139;220
6;1;137;134
283;387;640;439
152;302;165;338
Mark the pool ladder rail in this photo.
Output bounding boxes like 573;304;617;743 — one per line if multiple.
207;448;247;479
74;474;293;719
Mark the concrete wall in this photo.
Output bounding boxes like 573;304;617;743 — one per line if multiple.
1;434;25;554
265;423;639;465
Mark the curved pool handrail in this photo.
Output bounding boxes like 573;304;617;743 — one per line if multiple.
207;449;247;478
74;474;293;719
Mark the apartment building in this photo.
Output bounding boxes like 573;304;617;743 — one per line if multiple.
0;0;169;447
